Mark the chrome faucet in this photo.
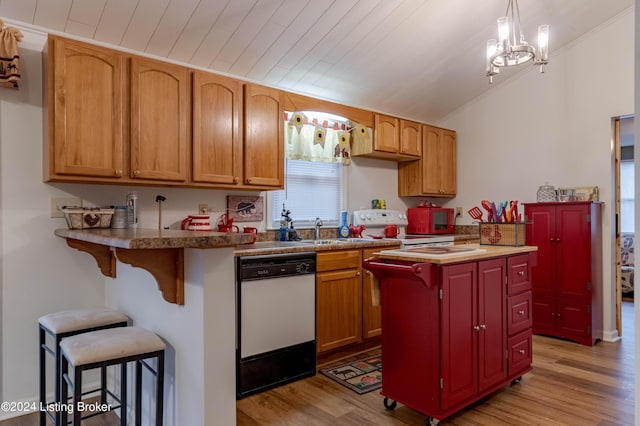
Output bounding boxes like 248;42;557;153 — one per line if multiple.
314;217;323;240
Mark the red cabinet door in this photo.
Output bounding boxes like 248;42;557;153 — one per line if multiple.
525;206;556;297
555;204;591;299
441;263;477;410
477;258;507;392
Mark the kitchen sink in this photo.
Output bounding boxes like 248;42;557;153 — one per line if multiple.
300;239;349;245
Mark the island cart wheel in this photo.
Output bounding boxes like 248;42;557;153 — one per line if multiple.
426;416;440;426
511;376;522;385
383;397;397;410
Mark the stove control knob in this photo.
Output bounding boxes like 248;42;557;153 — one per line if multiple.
366;214;372;220
359;214;366;220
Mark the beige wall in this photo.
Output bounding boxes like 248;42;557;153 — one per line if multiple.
437;9;634;342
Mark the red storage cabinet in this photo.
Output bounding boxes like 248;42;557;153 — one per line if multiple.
365;251;535;424
524;202;602;345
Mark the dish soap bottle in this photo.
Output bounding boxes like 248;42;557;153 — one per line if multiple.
338;211;349;238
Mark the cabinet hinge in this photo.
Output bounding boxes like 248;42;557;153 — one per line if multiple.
440;378;444;389
587;282;592;291
506;349;509;360
505;275;508;285
439;289;443;300
587;305;591;313
588;326;592;335
586;213;591;223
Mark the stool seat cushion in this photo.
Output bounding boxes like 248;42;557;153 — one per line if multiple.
38;307;129;334
60;327;165;367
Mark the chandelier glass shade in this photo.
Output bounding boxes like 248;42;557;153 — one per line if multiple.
486;0;549;83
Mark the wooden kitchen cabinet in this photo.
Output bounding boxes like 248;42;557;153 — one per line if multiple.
524;202;602;345
362;248;383;339
192;71;243;185
351;114;421;161
316;250;363;353
46;36;285;190
398;124;457;197
243;83;284;188
46;36;125;179
130;57;189;182
316;246;398;354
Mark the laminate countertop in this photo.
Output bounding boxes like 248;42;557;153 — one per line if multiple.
54;228;253;249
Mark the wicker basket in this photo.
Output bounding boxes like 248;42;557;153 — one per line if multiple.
62;207;114;229
479;222;526;246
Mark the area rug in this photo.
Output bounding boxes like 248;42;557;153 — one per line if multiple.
319;355;382;394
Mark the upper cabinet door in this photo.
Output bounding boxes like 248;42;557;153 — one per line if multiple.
439;129;457;195
400;120;422;157
243;83;284;187
130;57;189;182
422;126;457;196
374;114;400;153
51;37;125;178
192;71;242;185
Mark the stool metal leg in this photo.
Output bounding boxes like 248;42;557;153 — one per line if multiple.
55;335;63;426
120;362;127;426
135;361;142;426
60;357;68;426
156;352;164;426
39;327;46;426
72;366;82;426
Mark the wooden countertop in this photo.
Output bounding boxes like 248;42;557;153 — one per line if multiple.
373;244;537;264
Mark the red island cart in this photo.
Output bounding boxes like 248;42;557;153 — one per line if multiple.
364;247;536;425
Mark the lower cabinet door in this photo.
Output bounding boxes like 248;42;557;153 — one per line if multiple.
316;268;362;353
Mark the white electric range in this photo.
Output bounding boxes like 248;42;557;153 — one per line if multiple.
352;209;454;247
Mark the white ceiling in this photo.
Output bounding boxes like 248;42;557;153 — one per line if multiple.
0;0;633;123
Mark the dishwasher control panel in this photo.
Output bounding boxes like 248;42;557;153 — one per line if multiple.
238;252;316;281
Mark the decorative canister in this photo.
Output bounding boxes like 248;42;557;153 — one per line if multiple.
111;205;128;228
536;185;557;202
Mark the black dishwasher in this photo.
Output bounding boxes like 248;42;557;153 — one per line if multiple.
236;252;316;399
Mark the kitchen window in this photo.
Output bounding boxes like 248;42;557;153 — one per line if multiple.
268;159;344;228
620;160;634;232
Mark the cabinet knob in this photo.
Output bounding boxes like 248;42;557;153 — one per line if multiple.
233;176;240;184
518;309;525;316
415;266;422;273
133;170;141;177
479;324;486;330
473;325;480;331
518;349;526;355
356;271;361;277
517;271;525;276
246;177;253;184
114;169;123;176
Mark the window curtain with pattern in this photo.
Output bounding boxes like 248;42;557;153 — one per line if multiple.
284;112;371;166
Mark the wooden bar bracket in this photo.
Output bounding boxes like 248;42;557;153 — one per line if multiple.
64;238;184;305
66;238;116;278
115;247;185;305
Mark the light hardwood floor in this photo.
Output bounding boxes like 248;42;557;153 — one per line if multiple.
2;303;634;425
237;302;635;426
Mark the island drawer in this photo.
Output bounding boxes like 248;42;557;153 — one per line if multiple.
507;254;532;295
508;291;532;336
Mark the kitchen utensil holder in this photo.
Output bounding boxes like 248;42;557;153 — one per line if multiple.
479;222;526;246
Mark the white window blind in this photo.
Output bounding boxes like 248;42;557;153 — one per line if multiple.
269;159;343;228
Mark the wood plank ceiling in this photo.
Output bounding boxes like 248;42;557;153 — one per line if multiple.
0;0;633;123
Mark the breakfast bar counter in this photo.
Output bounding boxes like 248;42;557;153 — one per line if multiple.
55;228;253;426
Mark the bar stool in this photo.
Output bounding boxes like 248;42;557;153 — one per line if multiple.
38;307;129;425
60;326;165;426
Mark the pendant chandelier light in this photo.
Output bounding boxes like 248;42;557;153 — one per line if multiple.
485;0;549;83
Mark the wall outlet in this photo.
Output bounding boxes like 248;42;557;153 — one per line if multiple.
455;207;462;217
50;197;81;218
198;204;209;214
